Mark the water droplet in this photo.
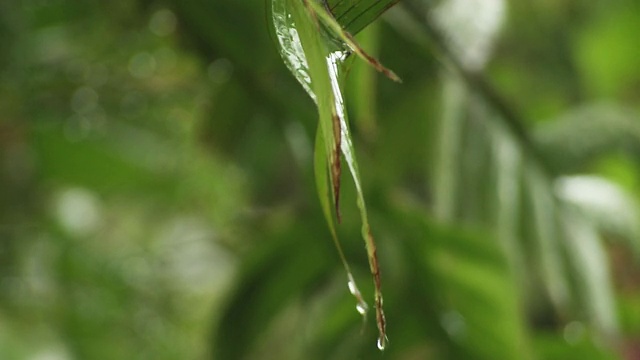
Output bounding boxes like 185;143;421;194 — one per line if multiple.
377;335;388;351
347;274;368;315
347;275;357;295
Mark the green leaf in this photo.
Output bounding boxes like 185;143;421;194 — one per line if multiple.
394;1;622;341
556;175;640;256
272;0;398;349
325;0;400;35
534;104;640;173
393;206;534;360
314;126;369;317
525;166;570;310
561;209;618;337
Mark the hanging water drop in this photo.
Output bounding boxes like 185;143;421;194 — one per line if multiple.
347;275;357;295
356;303;367;315
347;274;369;315
377;335;388;351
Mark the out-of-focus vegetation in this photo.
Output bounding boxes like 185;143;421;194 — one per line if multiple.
1;0;639;359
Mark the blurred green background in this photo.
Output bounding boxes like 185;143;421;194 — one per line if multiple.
1;0;639;359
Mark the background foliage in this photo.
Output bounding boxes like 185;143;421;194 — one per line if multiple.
1;0;639;359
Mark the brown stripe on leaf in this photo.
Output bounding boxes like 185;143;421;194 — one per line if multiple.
343;31;401;83
331;112;342;223
367;229;386;348
311;0;401;83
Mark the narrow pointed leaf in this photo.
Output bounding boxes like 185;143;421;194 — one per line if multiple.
433;75;466;221
276;0;343;218
556;175;640;257
525;166;570;309
315;125;369;315
272;0;391;349
325;0;400;35
561;209;618;337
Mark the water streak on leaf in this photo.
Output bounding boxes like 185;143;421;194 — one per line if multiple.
348;273;369;315
272;0;315;100
327;49;387;348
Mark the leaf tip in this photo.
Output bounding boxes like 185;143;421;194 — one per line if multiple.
386;70;402;83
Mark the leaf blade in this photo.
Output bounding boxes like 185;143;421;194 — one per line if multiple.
326;0;400;35
272;0;390;348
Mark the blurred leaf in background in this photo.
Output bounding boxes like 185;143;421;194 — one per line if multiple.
0;0;639;359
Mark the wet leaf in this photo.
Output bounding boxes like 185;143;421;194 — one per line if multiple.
272;0;399;349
